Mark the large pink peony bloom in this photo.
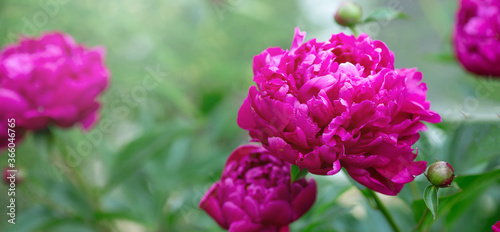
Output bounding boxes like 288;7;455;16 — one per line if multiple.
199;145;317;232
454;0;500;77
493;220;500;232
237;28;440;195
0;32;109;148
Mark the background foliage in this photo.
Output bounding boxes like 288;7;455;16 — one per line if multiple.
0;0;499;231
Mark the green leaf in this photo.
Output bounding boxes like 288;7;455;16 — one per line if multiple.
291;179;354;232
38;218;95;232
5;206;56;232
423;185;439;219
446;123;500;173
362;8;408;24
290;165;308;183
104;123;194;193
155;80;200;118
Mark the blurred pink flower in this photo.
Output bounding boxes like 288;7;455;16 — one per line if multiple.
237;28;440;195
0;32;109;148
454;0;500;77
493;220;500;232
199;145;316;232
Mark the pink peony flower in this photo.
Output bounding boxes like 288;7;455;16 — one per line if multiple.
0;32;109;148
237;28;440;195
453;0;500;77
493;220;500;232
199;145;317;232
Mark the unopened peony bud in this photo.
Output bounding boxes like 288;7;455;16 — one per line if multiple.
426;161;454;187
3;167;24;185
334;2;362;27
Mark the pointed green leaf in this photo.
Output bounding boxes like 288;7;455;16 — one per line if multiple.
423;185;439;219
363;8;408;24
290;165;308;183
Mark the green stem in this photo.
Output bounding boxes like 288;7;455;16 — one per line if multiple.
367;190;401;232
413;208;429;232
46;129;112;231
19;184;73;215
50;133;98;210
349;26;359;37
410;182;420;200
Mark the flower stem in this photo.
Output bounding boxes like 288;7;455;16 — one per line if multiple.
349;26;359;37
367;189;401;232
43;128;113;231
413;208;429;232
410;181;420;200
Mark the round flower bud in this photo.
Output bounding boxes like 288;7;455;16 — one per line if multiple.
426;161;455;187
334;2;362;27
2;167;24;185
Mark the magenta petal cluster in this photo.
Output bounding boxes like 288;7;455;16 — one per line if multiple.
237;28;440;195
494;220;500;232
199;145;317;232
0;32;109;148
454;0;500;77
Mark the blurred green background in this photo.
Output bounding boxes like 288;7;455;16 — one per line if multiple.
1;0;500;231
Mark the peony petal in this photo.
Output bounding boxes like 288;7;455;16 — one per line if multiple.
493;221;500;232
291;27;306;51
243;196;260;222
260;200;293;225
222;201;248;225
267;137;300;165
298;75;337;103
237;97;257;130
199;183;228;229
228;220;263;232
307;89;335;127
344;166;404;195
225;145;265;167
291;178;317;220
